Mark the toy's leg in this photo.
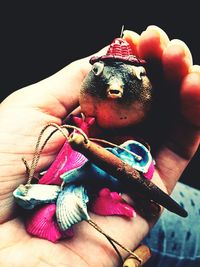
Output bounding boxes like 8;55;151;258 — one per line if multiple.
143;182;200;267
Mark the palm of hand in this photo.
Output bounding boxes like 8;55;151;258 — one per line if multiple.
0;26;199;267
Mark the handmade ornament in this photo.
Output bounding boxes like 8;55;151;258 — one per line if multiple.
13;33;188;265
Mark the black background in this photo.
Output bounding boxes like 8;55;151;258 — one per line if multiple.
0;1;199;189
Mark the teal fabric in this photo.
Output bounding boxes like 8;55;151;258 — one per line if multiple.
143;182;200;266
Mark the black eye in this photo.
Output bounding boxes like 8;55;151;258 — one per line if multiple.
92;62;104;76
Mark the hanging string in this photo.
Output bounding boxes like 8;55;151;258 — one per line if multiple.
23;123;89;190
22;157;31;176
89;138;142;161
87;219;142;264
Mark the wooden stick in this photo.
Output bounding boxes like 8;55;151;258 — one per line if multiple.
123;244;152;267
68;133;188;218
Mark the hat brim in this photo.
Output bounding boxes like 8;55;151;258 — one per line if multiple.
90;55;146;66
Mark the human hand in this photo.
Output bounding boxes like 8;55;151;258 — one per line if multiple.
0;25;199;267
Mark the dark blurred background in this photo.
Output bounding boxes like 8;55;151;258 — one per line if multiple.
0;1;199;189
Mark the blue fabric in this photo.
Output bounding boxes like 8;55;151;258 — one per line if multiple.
143;182;200;266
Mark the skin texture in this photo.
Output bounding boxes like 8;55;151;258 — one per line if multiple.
0;25;199;266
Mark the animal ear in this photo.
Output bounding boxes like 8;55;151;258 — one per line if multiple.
132;66;146;80
92;62;104;76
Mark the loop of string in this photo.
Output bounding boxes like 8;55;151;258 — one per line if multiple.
24;123;89;188
90;138;142;161
87;219;142;264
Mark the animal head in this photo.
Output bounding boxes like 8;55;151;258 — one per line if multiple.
79;38;153;129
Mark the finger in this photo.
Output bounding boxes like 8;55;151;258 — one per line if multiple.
162;39;193;84
180;70;200;127
123;30;140;56
154;66;200;192
189;64;200;73
138;25;170;61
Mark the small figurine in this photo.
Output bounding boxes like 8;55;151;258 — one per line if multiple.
13;33;188;264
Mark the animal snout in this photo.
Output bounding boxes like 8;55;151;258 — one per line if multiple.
106;84;123;99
